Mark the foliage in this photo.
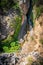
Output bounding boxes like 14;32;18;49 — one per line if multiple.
3;46;9;52
3;41;20;53
0;15;22;53
2;35;14;44
0;0;19;13
13;16;22;40
32;0;43;18
36;6;43;18
39;39;43;45
12;2;19;9
32;0;39;5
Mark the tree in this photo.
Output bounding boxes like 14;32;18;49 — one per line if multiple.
0;0;18;14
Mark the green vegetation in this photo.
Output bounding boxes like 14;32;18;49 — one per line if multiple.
0;0;22;53
36;7;41;18
32;0;43;19
40;39;43;45
0;0;19;12
0;16;22;53
3;41;20;53
32;0;39;5
30;11;35;27
0;41;20;53
13;16;22;40
36;6;43;18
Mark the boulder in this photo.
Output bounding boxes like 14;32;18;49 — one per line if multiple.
0;53;19;65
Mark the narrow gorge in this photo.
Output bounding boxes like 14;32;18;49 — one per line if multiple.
0;0;43;65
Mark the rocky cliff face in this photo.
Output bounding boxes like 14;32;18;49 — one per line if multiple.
0;0;43;65
16;14;43;65
0;14;43;65
0;0;30;40
0;8;21;40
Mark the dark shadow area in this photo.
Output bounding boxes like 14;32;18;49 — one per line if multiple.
0;53;19;65
37;0;43;6
26;0;34;31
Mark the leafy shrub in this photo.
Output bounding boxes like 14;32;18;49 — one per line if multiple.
10;42;15;47
3;41;20;53
2;35;14;44
12;2;19;9
3;46;9;52
0;0;19;13
1;15;22;53
32;0;39;5
0;0;22;53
